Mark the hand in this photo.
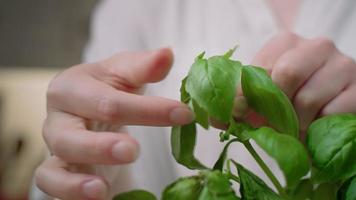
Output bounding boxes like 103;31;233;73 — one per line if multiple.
242;31;356;132
34;48;194;200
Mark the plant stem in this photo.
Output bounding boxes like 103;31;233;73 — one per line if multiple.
243;141;286;197
226;159;240;183
227;173;240;183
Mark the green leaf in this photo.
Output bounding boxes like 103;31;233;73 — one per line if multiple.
213;139;239;171
192;99;209;129
180;77;190;103
171;123;207;169
338;176;356;200
311;183;338;200
162;176;203;200
181;76;209;129
241;66;299;138
198;171;240;200
288;179;313;200
234;162;282;200
306;114;356;183
113;190;157;200
227;120;253;142
248;127;309;186
186;53;242;123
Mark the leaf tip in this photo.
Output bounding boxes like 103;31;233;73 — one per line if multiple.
224;45;239;58
195;51;206;61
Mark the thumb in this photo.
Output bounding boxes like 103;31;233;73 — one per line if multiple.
103;48;174;87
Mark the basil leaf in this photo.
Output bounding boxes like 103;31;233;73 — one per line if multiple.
311;183;338;200
181;77;209;128
198;171;240;200
113;190;157;200
288;179;313;200
241;66;299;138
162;176;202;200
171;123;207;169
234;162;282;200
186;53;241;123
227;120;253;142
213;139;239;171
192;99;209;129
338;176;356;200
306;114;356;183
180;77;190;103
248;127;309;186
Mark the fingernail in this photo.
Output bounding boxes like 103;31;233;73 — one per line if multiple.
169;107;195;124
112;141;139;162
82;179;107;199
233;96;248;118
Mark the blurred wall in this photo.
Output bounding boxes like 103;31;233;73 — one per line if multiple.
0;0;98;68
0;0;98;199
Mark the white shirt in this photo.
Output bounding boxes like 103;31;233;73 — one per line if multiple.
36;0;356;199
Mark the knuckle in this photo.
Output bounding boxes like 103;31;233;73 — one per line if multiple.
273;61;301;86
311;37;335;51
47;77;63;102
97;97;120;122
294;91;321;109
276;31;299;43
338;56;355;72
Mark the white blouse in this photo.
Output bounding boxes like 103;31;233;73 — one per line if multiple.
38;0;356;199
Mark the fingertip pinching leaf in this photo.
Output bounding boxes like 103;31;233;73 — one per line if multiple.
241;66;299;138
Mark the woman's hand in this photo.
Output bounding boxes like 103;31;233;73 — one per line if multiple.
34;48;194;200
243;32;356;132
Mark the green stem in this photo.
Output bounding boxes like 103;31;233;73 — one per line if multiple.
227;173;240;183
243;141;286;197
226;159;240;183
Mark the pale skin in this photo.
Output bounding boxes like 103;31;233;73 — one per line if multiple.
35;2;356;200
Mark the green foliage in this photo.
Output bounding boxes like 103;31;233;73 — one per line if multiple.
113;190;157;200
241;66;299;138
113;49;356;200
185;51;242;123
162;171;240;200
171;123;206;169
307;114;356;183
338;176;356;200
162;176;203;200
234;162;282;200
248;127;309;186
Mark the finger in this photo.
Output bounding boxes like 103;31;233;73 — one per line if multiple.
100;48;174;87
293;54;355;130
209;117;228;130
271;38;336;98
233;95;249;119
44;112;139;164
35;157;108;200
48;78;194;125
251;31;300;72
321;84;356;116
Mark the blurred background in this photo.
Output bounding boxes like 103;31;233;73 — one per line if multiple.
0;0;98;199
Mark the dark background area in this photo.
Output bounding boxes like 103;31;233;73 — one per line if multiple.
0;0;98;68
0;1;98;199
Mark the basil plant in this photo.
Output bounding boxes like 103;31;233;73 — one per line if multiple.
114;49;356;200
